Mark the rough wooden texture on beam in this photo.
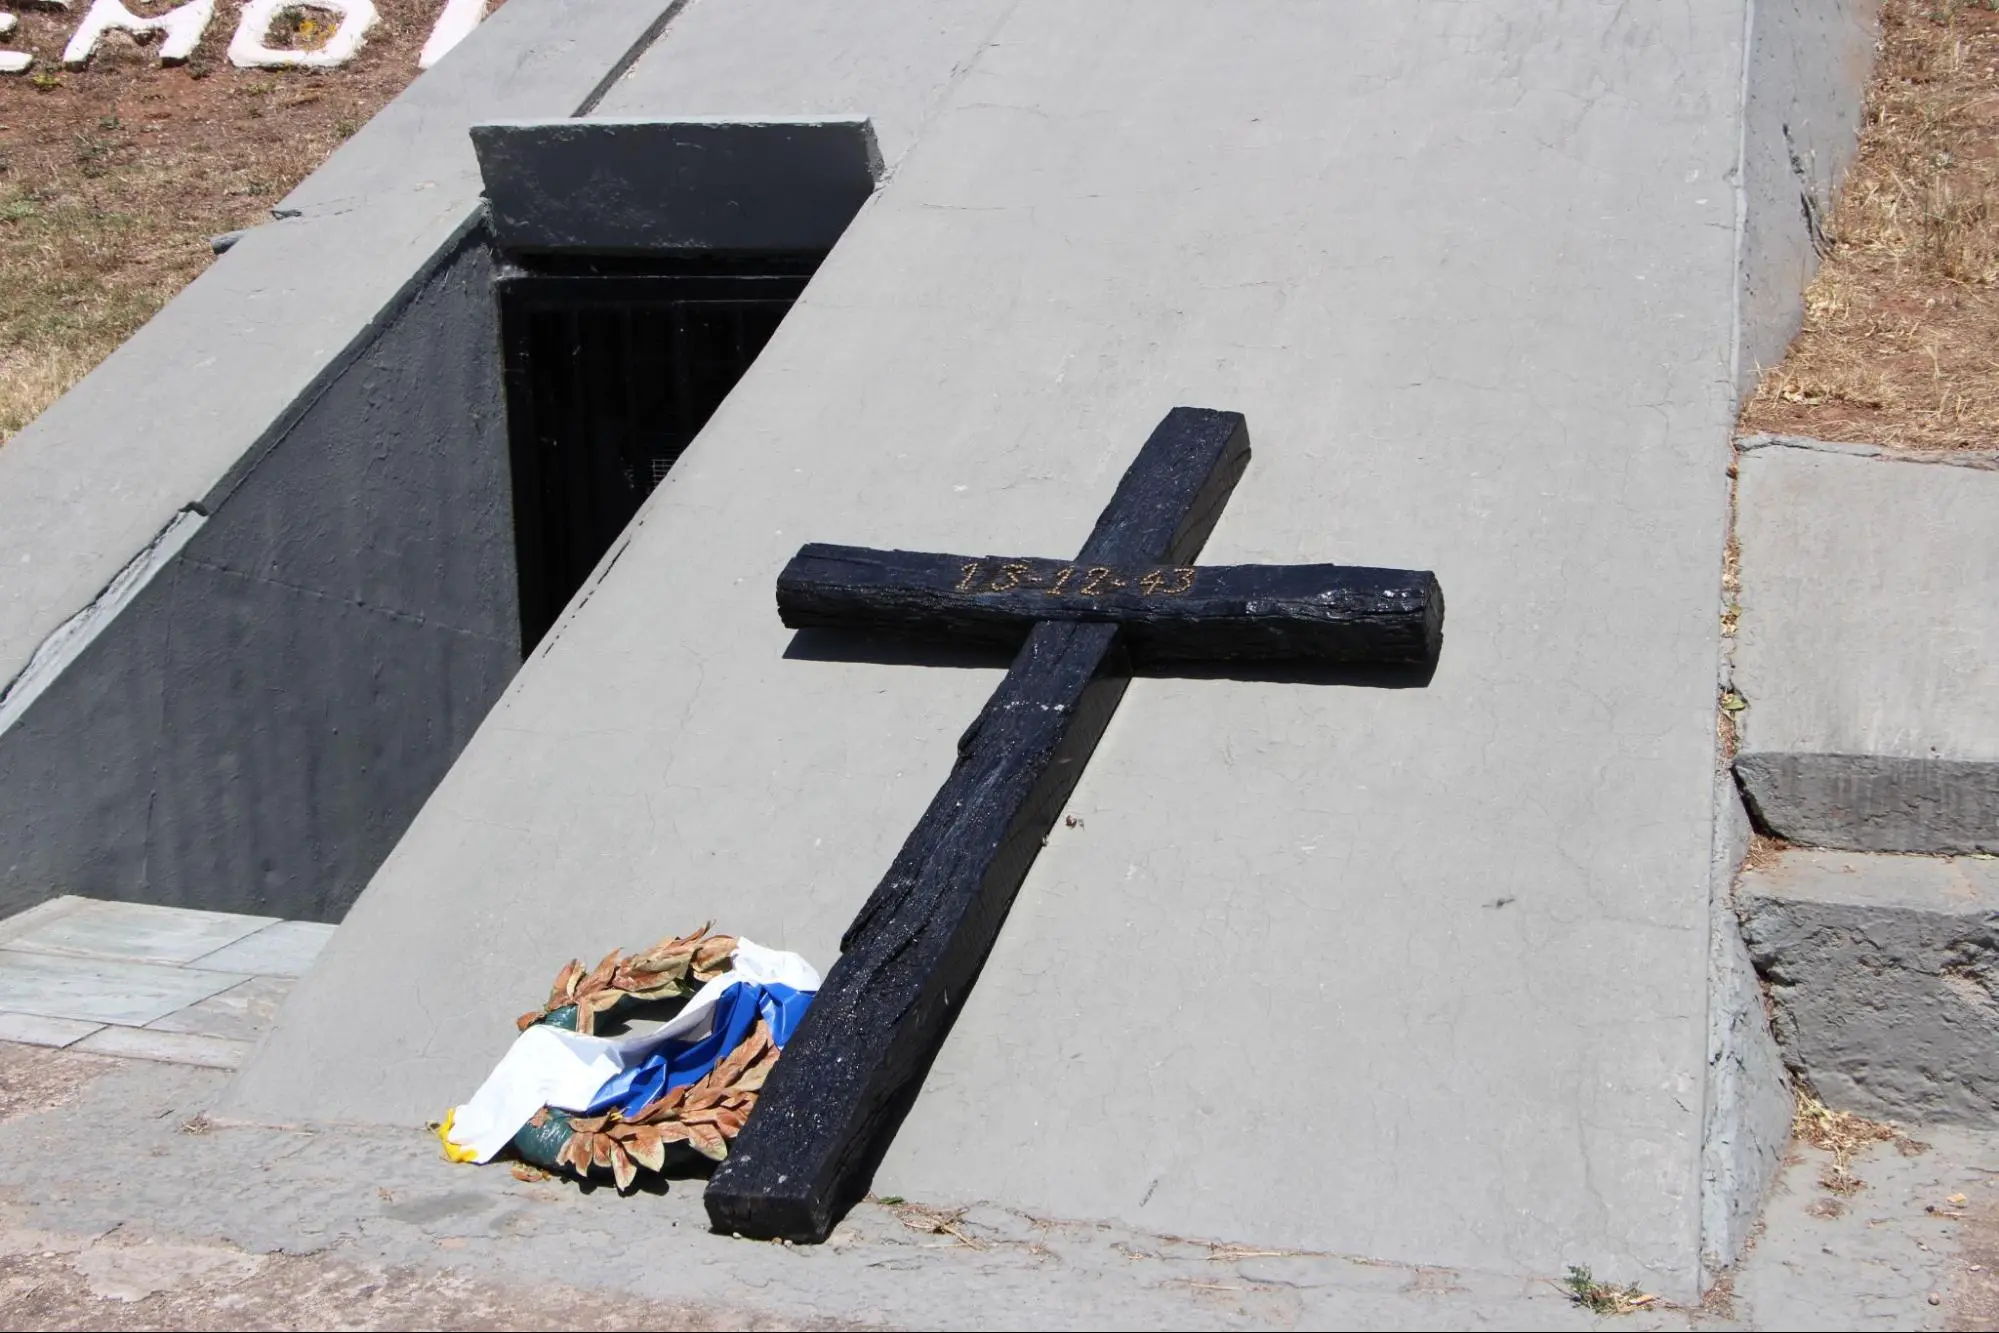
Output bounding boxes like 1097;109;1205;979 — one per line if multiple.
777;545;1442;664
704;407;1250;1241
705;618;1128;1241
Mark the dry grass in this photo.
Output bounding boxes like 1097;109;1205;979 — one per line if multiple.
1742;0;1999;450
1793;1088;1923;1195
0;3;464;444
1740;832;1789;874
1557;1266;1659;1316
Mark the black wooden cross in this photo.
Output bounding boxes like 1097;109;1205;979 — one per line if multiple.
704;407;1443;1241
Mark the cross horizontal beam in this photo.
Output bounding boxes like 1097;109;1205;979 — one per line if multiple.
778;545;1442;665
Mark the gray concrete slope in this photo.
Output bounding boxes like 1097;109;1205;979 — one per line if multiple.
228;0;1871;1298
0;0;675;694
0;0;685;920
1741;848;1999;1127
1734;439;1999;853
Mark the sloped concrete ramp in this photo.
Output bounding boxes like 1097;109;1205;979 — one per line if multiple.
225;0;1875;1297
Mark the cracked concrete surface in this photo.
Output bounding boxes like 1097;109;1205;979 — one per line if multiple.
0;0;1893;1306
227;0;1882;1298
2;1042;1995;1329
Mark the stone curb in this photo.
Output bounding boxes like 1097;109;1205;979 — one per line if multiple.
1739;847;1999;1127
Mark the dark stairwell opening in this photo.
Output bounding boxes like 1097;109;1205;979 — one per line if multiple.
498;251;823;652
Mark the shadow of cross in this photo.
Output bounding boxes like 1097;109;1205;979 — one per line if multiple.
704;407;1445;1242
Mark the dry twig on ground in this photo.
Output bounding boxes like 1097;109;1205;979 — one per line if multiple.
1794;1088;1922;1195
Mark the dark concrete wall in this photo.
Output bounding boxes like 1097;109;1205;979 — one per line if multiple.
0;232;518;922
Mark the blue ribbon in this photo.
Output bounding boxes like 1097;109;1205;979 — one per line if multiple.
583;982;812;1117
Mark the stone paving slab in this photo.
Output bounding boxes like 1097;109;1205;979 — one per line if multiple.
146;977;295;1044
0;899;325;1068
188;922;336;978
0;899;274;966
0;1012;101;1049
0;953;246;1028
71;1028;250;1072
1734;438;1999;853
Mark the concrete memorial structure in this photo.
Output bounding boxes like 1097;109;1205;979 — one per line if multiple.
0;0;1890;1305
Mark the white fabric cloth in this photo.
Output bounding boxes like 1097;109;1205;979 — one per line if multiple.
444;939;820;1163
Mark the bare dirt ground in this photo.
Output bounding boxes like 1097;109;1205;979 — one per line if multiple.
3;1038;1998;1330
1741;0;1999;451
0;2;471;443
0;1044;822;1331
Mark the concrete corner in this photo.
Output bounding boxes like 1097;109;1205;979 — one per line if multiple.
1733;439;1999;853
1703;777;1793;1280
1740;847;1999;1127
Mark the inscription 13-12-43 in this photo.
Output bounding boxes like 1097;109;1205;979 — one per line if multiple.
779;539;1440;667
956;559;1197;597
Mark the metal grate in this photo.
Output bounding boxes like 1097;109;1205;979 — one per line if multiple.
499;259;818;652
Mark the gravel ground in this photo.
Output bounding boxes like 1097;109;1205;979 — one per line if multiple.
1;1041;1996;1330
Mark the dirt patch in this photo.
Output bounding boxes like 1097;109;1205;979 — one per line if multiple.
1949;1199;1999;1332
0;1042;112;1123
0;1233;849;1331
1740;0;1999;451
0;2;479;444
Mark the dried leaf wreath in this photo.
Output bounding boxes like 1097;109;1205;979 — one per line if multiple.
514;1020;780;1191
517;924;737;1036
503;925;781;1192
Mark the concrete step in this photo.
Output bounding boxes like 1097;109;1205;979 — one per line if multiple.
1732;436;1999;854
1738;847;1999;1127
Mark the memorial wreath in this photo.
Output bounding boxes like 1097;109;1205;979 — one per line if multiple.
439;925;820;1193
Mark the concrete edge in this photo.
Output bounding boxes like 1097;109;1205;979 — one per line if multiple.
1738;432;1999;471
472;116;883;255
1701;0;1879;1278
1701;771;1794;1283
0;507;206;735
197;210;486;515
1736;752;1999;855
1730;0;1880;400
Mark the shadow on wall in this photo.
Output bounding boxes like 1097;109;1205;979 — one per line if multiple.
0;227;520;923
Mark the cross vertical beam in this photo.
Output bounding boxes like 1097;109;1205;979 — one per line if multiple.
704;409;1251;1240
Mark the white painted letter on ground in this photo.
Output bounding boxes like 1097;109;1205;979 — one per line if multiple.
417;0;482;69
0;11;30;73
229;0;377;69
63;0;215;67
